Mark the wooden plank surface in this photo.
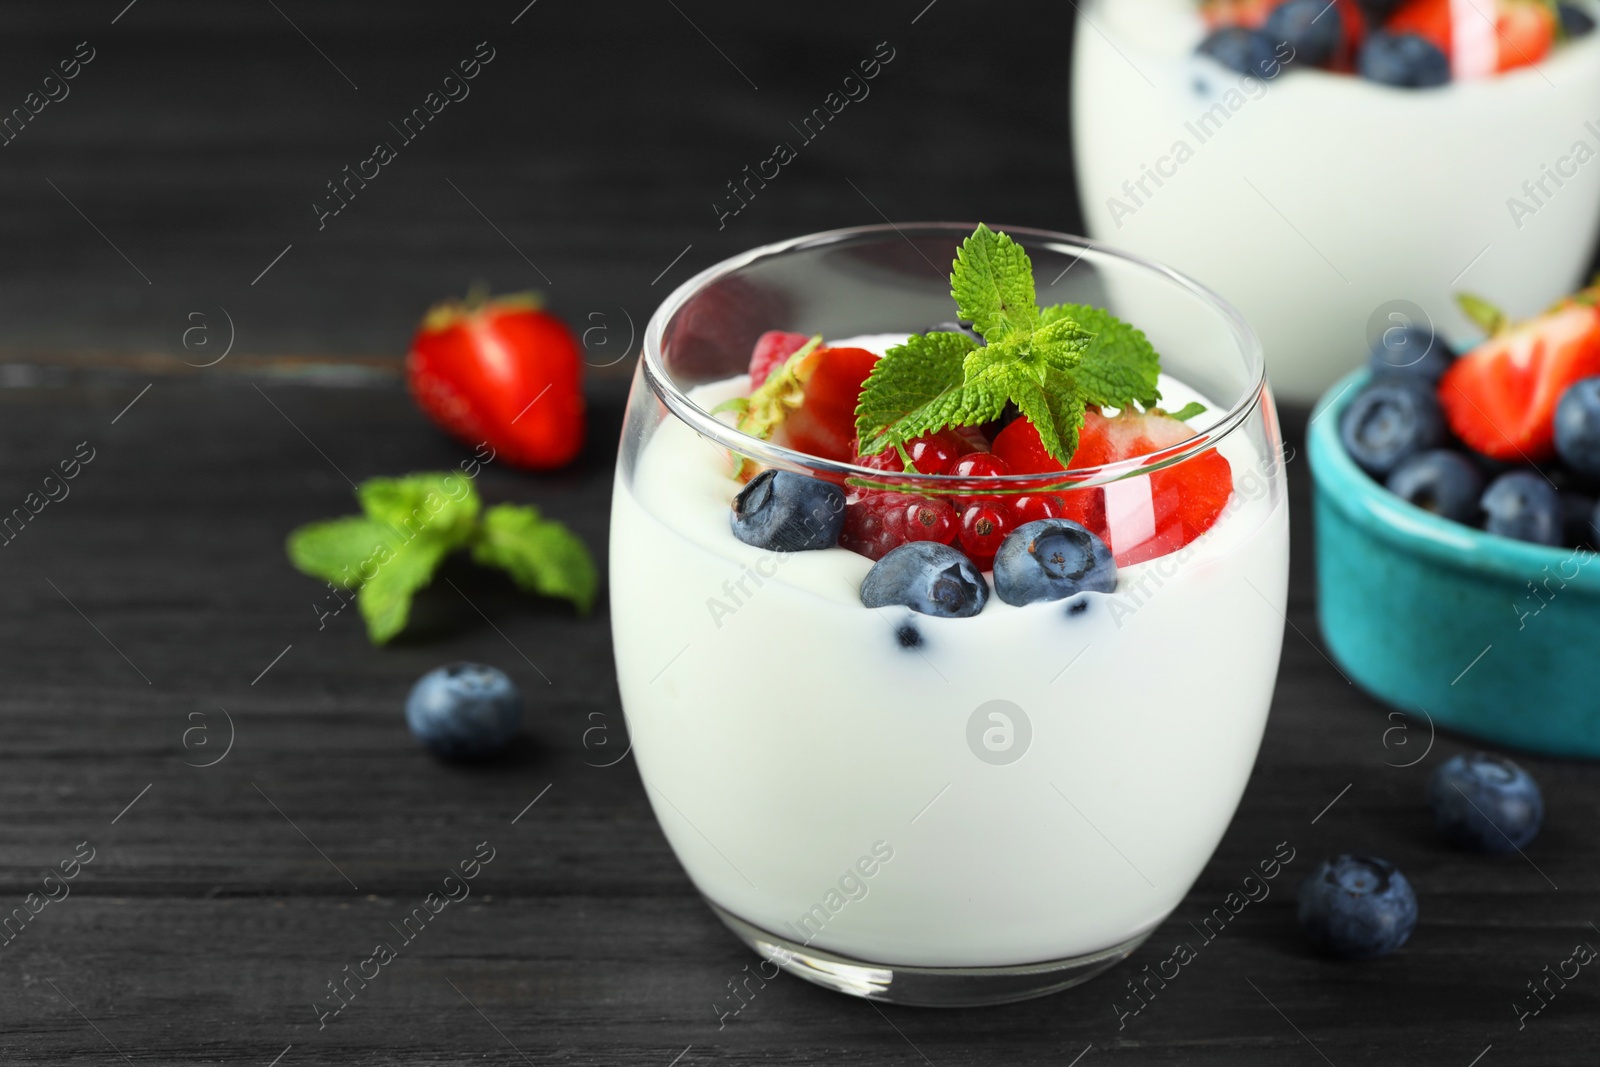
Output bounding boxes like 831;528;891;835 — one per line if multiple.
2;2;1599;1064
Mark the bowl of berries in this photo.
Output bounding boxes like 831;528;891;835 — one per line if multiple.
613;222;1290;1005
1071;0;1600;403
1310;284;1600;756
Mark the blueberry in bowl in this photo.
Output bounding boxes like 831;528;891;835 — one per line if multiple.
1337;376;1446;478
1312;350;1600;754
1427;752;1543;853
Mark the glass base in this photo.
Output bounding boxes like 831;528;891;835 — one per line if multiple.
708;900;1154;1007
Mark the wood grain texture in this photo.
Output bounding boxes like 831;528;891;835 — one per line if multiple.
3;1;1600;1063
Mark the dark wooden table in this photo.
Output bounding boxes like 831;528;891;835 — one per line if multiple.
3;2;1598;1064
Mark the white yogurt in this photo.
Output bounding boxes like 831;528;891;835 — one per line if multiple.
610;349;1289;968
1072;0;1600;402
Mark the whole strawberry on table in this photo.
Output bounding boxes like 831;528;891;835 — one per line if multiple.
1337;282;1600;548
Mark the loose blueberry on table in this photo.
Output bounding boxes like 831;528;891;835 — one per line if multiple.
405;663;524;760
1427;752;1544;853
1196;0;1582;87
1338;283;1600;548
1297;854;1419;960
711;224;1236;618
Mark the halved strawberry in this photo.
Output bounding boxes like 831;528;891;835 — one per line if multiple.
749;331;810;388
1387;0;1554;76
1438;302;1600;461
992;410;1233;566
779;346;880;462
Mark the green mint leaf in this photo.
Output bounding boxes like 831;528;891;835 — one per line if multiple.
854;331;975;453
1043;303;1162;410
1456;292;1507;337
1030;314;1093;375
358;472;481;549
357;536;453;645
1011;367;1086;465
1166;401;1207;422
951;224;1039;342
286;517;398;589
471;504;598;614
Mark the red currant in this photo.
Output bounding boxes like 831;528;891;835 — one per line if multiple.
959;502;1015;570
902;497;958;544
1012;493;1067;524
950;452;1012;480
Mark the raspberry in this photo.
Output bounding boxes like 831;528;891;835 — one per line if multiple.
959;502;1015;570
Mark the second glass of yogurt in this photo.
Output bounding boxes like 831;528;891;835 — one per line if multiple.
610;223;1290;1006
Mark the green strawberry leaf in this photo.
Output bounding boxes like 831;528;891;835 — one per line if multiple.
1457;292;1507;337
1043;303;1162;410
1166;401;1207;422
471;504;598;614
951;224;1039;342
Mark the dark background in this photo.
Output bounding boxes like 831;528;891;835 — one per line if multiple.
0;2;1595;1064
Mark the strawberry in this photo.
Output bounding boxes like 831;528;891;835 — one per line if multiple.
779;346;880;462
748;331;810;388
406;292;584;470
1438;301;1600;462
1387;0;1554;76
1202;0;1275;27
992;409;1233;566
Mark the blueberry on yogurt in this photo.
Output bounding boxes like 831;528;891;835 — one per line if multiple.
1197;27;1280;77
861;542;988;618
1359;32;1451;88
992;520;1117;606
1265;0;1343;67
731;470;846;552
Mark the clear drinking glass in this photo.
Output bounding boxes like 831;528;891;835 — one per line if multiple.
610;223;1290;1006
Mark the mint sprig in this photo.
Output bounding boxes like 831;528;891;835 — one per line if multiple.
855;224;1166;465
286;472;596;644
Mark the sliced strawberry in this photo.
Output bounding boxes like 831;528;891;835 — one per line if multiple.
1201;0;1274;28
748;331;810;389
1438;303;1600;462
1495;0;1555;71
780;346;879;462
991;410;1233;566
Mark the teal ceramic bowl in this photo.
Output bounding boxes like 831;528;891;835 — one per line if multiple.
1309;369;1600;758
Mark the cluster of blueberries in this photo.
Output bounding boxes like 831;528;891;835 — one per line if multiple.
730;468;1118;619
1200;0;1595;89
1301;752;1543;959
1338;333;1600;549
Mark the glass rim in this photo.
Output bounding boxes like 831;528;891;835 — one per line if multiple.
640;221;1267;489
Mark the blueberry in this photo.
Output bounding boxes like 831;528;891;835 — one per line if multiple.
1555;378;1600;480
1197;27;1280;78
1297;855;1418;960
992;520;1117;606
1560;2;1596;37
1359;32;1451;88
929;321;985;346
1266;0;1343;67
1369;325;1454;383
895;622;922;648
405;663;523;760
1338;378;1446;478
1562;490;1596;548
1385;450;1483;525
861;542;988;618
1427;752;1544;854
1481;471;1563;545
731;470;845;552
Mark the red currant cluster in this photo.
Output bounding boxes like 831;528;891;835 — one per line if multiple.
838;433;1074;569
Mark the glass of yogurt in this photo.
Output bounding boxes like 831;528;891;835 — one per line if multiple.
1071;0;1600;403
611;222;1290;1006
